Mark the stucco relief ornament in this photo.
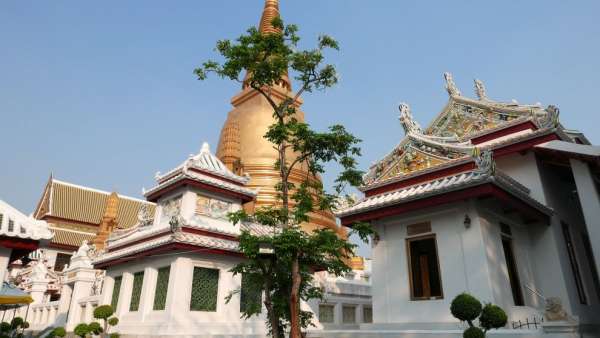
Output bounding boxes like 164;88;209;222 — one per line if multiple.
473;149;495;175
398;102;423;134
169;215;183;233
444;72;462;96
30;260;48;282
474;79;487;100
537;105;560;129
137;203;153;227
544;297;571;322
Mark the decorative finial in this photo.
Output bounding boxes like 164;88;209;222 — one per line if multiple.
154;171;161;180
398;102;422;134
259;0;281;34
444;72;461;96
200;142;210;154
474;79;487;100
536;105;560;129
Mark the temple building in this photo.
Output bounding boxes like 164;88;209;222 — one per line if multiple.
336;73;600;333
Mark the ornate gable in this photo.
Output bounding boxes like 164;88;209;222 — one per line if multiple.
363;73;561;188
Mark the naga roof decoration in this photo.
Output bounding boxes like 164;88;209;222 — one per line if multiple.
363;73;562;188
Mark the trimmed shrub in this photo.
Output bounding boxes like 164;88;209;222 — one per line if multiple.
0;322;10;333
109;333;120;338
479;304;508;330
463;327;485;338
74;323;90;338
51;327;67;337
451;293;482;322
93;305;114;320
108;317;119;326
88;322;103;334
9;317;23;329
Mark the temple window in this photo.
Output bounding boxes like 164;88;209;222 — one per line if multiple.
363;306;373;323
153;266;170;311
0;213;3;228
581;233;600;302
342;305;356;324
318;304;334;323
111;276;122;309
129;271;145;311
190;267;219;312
561;222;587;304
53;253;72;272
406;234;443;300
8;219;14;232
240;273;262;313
500;223;524;306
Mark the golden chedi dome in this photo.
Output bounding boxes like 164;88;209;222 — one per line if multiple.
217;0;342;235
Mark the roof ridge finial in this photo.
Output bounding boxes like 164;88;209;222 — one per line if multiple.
200;142;210;154
444;72;461;97
474;79;487;100
398;102;422;135
259;0;281;34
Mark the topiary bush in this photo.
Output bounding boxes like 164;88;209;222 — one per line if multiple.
107;317;119;326
74;323;90;338
451;293;482;323
88;322;103;335
0;322;10;333
9;317;23;330
463;326;485;338
479;304;508;331
51;327;67;338
450;293;508;337
109;334;120;338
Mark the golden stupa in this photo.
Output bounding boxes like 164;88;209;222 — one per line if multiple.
216;0;341;234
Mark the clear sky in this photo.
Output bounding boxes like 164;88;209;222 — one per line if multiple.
1;1;599;257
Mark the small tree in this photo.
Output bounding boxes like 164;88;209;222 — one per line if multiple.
93;305;119;338
0;317;29;338
73;323;90;338
196;15;374;338
451;293;508;337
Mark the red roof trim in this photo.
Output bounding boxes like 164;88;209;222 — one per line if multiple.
188;167;244;186
42;215;99;227
365;162;476;197
147;178;254;203
108;230;171;252
341;183;548;226
0;236;39;251
471;121;538;145
47;243;79;251
94;243;242;269
364;132;559;197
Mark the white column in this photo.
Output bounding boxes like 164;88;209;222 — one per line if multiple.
116;272;134;317
65;267;96;331
0;247;11;283
139;266;156;322
334;303;342;325
30;281;48;304
570;158;600;276
55;283;72;326
167;257;191;330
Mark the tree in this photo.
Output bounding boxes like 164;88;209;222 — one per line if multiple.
450;293;508;337
73;323;90;338
93;305;119;338
196;16;374;338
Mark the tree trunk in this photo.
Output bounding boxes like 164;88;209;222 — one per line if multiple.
264;280;280;338
289;256;301;338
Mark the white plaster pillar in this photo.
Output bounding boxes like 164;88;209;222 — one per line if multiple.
570;158;600;276
48;305;56;325
100;275;115;306
167;257;191;329
460;203;496;303
64;267;97;331
138;266;156;322
0;247;11;283
334;302;342;325
55;282;72;326
30;281;48;304
116;272;134;318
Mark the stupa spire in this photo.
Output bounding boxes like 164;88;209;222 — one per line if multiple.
259;0;282;34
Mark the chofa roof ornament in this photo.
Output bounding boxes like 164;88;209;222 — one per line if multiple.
444;72;461;97
398;102;422;135
474;79;487;100
537;105;560;129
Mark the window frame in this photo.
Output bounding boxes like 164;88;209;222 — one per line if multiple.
129;271;145;312
561;222;587;304
405;233;444;301
189;266;220;312
318;304;335;324
111;276;123;310
153;266;171;311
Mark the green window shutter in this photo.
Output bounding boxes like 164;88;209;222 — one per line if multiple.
111;276;122;310
240;274;262;313
129;271;145;311
190;267;219;312
153;266;170;310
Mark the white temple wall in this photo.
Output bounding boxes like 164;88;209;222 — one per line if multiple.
370;203;494;326
537;160;600;325
0;246;11;282
102;252;267;337
495;151;547;204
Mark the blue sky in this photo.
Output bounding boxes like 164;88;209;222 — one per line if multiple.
1;1;599;256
